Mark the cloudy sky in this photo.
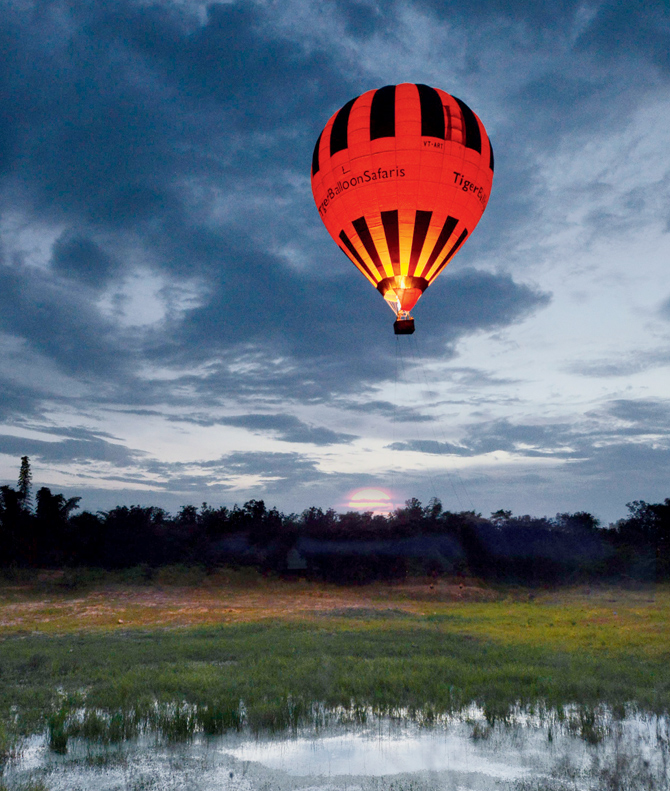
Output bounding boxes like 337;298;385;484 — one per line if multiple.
1;0;669;523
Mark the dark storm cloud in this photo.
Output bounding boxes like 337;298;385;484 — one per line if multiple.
0;0;350;225
216;414;357;445
575;4;670;73
51;234;116;287
0;378;45;423
132;247;549;405
334;0;388;39
0;0;557;423
410;1;669;76
0;261;127;378
409;0;578;27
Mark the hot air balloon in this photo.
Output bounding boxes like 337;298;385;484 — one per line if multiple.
310;83;494;334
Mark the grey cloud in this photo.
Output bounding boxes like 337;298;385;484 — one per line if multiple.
605;399;670;429
36;425;129;441
415;269;551;353
338;400;435;423
567;349;670;378
441;367;521;388
563;442;670;483
217;451;322;479
217;414;357;445
420;401;670;465
0;433;144;465
466;419;573;456
386;440;472;456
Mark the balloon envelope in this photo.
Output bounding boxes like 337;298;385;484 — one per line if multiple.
311;83;494;319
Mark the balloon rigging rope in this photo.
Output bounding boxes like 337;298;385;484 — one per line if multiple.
392;336;398;497
407;333;476;512
394;336;444;508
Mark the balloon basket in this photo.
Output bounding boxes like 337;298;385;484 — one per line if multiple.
394;318;415;335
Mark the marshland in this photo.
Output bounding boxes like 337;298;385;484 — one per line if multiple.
1;568;669;789
2;481;670;787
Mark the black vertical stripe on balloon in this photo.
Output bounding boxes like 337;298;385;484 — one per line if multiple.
416;84;445;139
381;210;400;265
423;215;458;272
408;210;433;273
311;131;322;176
352;217;384;273
489;139;495;172
430;228;469;280
338;231;378;282
330;97;357;156
370;85;396;140
452;97;481;154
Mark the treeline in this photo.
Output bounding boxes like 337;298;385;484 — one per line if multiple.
1;457;669;584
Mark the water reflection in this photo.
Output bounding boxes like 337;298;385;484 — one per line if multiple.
3;706;669;790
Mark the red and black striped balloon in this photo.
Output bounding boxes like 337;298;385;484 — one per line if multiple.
311;83;494;316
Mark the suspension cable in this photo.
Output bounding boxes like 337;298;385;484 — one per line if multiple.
406;333;476;512
394;336;447;508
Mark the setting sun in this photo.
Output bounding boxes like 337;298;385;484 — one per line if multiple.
346;488;394;515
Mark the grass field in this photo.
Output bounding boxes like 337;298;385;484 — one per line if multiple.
1;569;669;753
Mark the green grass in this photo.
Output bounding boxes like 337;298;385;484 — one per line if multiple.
1;579;669;750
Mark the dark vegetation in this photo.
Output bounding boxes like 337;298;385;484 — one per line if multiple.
1;457;669;584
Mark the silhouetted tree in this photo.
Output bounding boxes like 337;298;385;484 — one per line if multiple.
554;511;600;533
0;485;24;565
34;487;82;565
17;456;32;511
616;500;670;579
490;509;512;525
68;511;104;566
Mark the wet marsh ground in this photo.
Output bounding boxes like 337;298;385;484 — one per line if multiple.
1;570;669;788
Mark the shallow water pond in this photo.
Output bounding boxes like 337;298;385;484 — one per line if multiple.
3;707;669;790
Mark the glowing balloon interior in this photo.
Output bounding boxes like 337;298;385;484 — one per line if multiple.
311;83;494;333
